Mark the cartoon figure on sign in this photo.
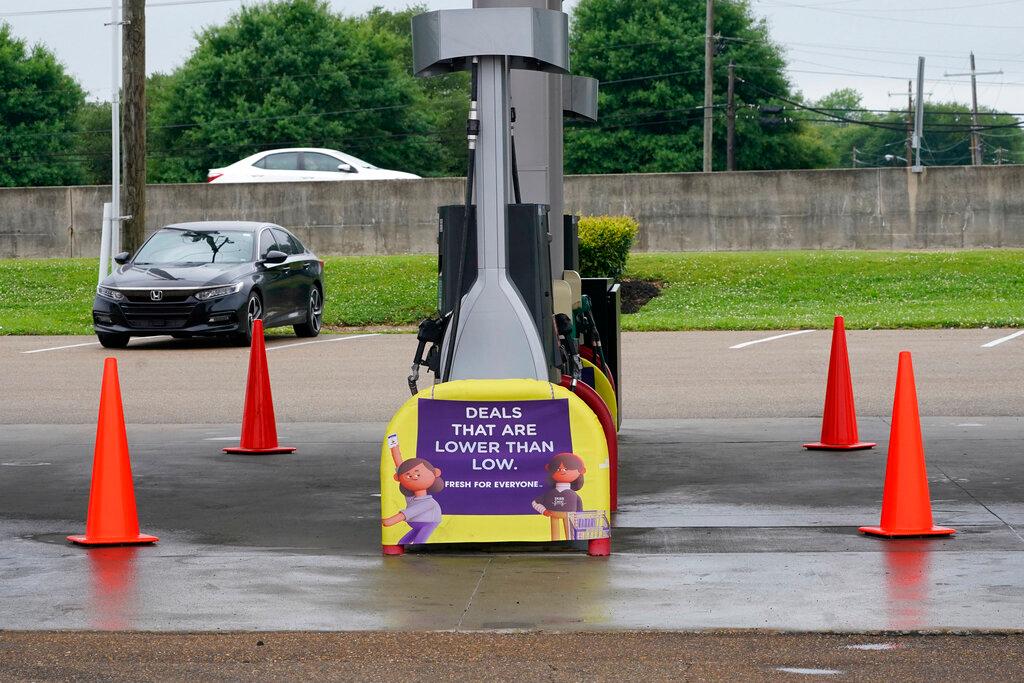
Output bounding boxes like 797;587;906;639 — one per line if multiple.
382;433;444;545
532;452;586;541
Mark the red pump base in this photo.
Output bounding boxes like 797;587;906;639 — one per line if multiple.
560;375;618;511
382;544;405;555
587;538;611;556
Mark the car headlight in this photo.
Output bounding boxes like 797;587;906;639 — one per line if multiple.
96;286;125;301
195;282;244;300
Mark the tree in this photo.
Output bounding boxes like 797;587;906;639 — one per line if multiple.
75;101;112;185
0;24;86;187
805;94;1024;168
148;0;444;183
565;0;831;173
362;6;469;177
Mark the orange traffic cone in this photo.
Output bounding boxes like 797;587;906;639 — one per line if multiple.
223;319;295;455
803;316;876;451
68;358;158;546
860;351;955;538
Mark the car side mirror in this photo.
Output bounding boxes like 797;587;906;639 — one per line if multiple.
262;249;288;264
113;251;131;265
337;162;356;173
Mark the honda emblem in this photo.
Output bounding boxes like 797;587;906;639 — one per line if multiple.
150;290;164;301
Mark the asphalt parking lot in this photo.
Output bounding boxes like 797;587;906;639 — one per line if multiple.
1;330;1022;677
3;328;1024;424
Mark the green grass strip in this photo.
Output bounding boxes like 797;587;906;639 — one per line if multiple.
0;250;1021;335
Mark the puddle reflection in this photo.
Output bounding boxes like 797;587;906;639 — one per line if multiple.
883;541;930;630
86;547;139;630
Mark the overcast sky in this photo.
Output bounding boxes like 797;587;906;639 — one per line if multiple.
4;0;1024;117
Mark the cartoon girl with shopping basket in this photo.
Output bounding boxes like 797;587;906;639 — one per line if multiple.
532;452;586;541
382;434;444;545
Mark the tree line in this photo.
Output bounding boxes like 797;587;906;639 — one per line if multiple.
2;0;1022;188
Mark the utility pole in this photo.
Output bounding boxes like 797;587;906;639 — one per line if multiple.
702;0;714;172
851;146;858;167
905;80;912;168
996;147;1005;165
944;53;1002;166
887;80;914;168
122;0;146;252
726;61;735;171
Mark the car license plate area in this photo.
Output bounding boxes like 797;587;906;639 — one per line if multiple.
128;318;187;329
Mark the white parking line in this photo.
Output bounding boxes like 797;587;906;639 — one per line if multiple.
981;330;1024;348
266;333;380;352
730;329;814;349
21;341;100;355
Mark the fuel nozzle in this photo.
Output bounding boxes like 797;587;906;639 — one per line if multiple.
555;313;582;379
408;314;449;395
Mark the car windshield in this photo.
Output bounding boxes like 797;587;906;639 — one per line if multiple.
133;229;254;265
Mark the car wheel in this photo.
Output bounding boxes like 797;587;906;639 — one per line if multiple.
232;291;263;346
97;332;130;349
293;286;323;338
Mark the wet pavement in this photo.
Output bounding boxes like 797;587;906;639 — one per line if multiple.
1;418;1022;632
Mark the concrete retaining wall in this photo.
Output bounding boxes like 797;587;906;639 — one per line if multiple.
3;165;1024;258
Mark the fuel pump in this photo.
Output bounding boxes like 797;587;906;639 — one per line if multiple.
380;4;616;555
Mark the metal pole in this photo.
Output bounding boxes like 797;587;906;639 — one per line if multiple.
702;0;714;173
912;57;925;173
726;61;735;171
98;202;112;284
109;0;122;249
970;52;981;165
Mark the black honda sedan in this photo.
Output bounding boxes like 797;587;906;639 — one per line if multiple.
93;221;324;348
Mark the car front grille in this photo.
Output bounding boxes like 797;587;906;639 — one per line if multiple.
119;302;198;329
122;290;194;303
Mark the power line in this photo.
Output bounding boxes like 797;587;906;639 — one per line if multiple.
738;76;1024;132
0;0;243;18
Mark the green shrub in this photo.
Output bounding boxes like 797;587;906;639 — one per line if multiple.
577;215;639;281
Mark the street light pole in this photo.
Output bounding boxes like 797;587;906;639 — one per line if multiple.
912;57;925;173
107;0;122;257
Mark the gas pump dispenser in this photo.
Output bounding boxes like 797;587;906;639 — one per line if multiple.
380;4;616;556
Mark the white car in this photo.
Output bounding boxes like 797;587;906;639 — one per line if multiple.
207;148;420;183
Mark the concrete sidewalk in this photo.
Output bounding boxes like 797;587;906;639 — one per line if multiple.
3;631;1023;682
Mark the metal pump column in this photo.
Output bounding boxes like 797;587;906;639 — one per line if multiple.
412;7;570;382
473;0;598;280
451;54;550;380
